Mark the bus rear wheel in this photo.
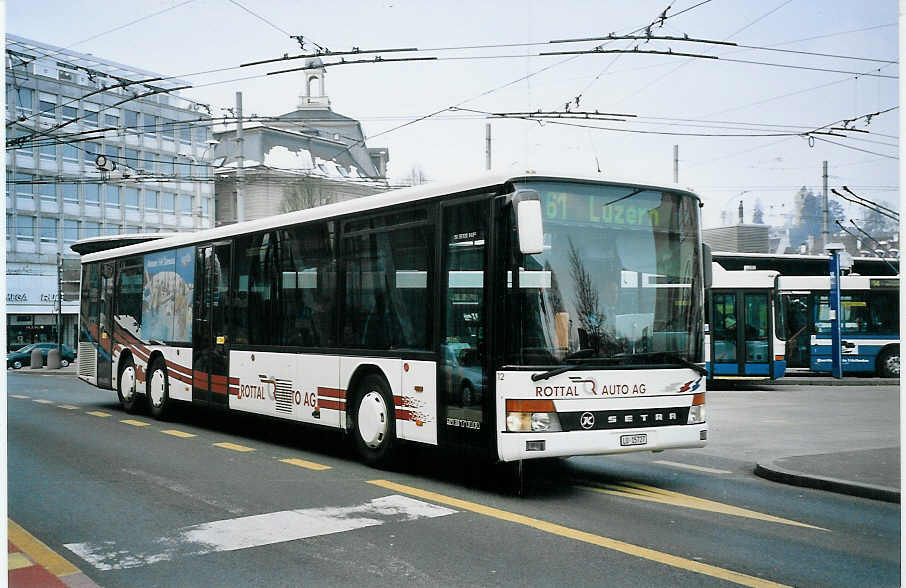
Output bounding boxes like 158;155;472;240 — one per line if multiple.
117;357;140;413
877;347;899;378
352;374;397;467
147;358;171;420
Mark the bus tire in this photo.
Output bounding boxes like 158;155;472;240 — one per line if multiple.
147;358;171;420
352;374;397;467
117;357;140;413
877;347;899;378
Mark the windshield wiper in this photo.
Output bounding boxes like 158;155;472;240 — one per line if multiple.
530;357;620;381
618;351;708;376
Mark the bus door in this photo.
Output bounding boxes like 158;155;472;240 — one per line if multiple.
710;290;773;377
192;242;232;406
97;261;115;388
438;197;490;450
782;293;810;368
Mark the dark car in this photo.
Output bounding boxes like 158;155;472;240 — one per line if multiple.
7;343;76;369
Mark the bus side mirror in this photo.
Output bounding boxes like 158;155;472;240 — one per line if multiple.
513;189;544;255
702;243;713;290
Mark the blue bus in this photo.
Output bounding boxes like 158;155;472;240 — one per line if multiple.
777;275;899;377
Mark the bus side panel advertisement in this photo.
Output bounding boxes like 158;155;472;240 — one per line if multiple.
141;247;194;343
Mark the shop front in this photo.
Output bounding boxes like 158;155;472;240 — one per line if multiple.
6;275;79;353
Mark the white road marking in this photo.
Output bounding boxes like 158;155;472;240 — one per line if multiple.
653;460;733;475
65;495;456;570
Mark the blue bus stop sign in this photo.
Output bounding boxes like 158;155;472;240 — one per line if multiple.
828;248;843;379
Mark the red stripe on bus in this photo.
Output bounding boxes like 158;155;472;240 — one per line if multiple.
229;377;240;385
211;374;227;384
211;383;228;395
395;409;412;421
318;399;345;411
317;387;346;399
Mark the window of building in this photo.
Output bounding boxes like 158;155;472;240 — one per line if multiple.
194;126;208;144
83;104;99;127
105;185;119;207
83;221;100;238
177;157;191;177
63;184;79;203
125;148;139;169
161;192;175;212
12;130;32;157
145;114;157;136
64;219;78;242
84;142;100;158
125;187;139;208
124;109;139;131
105;144;119;164
104;111;119;128
15;88;33;116
62;143;79;163
17;216;35;240
15;174;33;202
161;118;175;140
146;191;159;210
84;184;100;205
40;143;55;162
40;217;57;242
61;105;77;121
179;124;191;144
39;97;56;120
39;183;56;202
178;194;192;213
201;198;210;217
126;225;140;233
104;223;121;235
161;157;174;175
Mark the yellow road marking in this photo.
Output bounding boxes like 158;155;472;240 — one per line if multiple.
582;481;827;531
8;519;81;577
121;419;150;427
161;429;197;438
87;411;111;418
8;552;33;570
10;394;30;399
280;458;332;471
369;480;789;588
57;404;79;410
33;399;54;404
653;460;733;475
213;442;255;452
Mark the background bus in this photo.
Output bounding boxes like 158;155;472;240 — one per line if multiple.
77;172;709;466
706;264;785;381
778;275;899;377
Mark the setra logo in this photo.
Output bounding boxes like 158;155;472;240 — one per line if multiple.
580;412;595;430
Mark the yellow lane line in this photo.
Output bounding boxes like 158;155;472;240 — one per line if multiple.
582;482;827;532
213;442;255;452
121;419;151;427
368;480;789;588
161;429;197;438
10;394;30;399
653;460;733;475
279;458;332;471
57;405;80;410
8;519;81;577
86;411;111;418
8;552;33;570
33;399;54;404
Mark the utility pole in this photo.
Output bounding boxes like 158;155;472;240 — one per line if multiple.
235;91;245;223
56;252;62;355
821;160;829;252
673;144;678;184
485;123;491;171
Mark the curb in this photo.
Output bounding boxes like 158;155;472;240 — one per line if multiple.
765;378;898;387
754;460;900;503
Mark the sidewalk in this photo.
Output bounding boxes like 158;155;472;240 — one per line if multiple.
8;519;98;587
7;363;77;376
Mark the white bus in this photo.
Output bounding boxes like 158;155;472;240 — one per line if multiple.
77;172;709;466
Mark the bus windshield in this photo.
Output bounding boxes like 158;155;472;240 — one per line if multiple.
505;181;703;367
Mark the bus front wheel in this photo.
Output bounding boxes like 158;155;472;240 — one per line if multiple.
352;374;397;467
877;347;899;378
117;357;140;413
147;359;171;420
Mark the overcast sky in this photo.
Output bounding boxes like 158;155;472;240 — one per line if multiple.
7;0;899;227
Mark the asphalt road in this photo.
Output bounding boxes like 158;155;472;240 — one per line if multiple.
7;373;900;587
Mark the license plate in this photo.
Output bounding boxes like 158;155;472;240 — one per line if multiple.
620;433;647;446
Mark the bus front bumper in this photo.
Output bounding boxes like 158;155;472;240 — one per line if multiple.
497;423;708;462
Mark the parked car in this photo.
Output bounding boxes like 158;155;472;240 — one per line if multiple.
441;343;484;407
7;343;76;369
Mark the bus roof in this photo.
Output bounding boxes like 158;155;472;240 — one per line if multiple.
71;233;178;255
81;171;701;263
777;275;899;290
711;263;779;288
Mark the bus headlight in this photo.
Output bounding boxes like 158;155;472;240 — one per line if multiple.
688;392;706;424
505;399;561;432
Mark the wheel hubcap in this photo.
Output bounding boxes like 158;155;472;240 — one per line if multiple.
121;366;136;401
886;355;899;376
150;369;166;408
358;391;388;449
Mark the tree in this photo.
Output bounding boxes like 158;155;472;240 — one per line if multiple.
281;177;329;213
406;164;428;186
860;199;898;237
752;200;765;224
